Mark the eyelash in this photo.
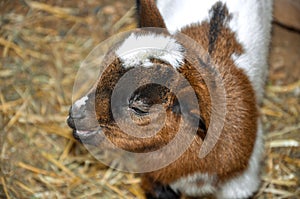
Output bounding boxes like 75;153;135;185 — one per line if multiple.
130;106;149;116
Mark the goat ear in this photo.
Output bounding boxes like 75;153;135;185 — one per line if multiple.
136;0;166;28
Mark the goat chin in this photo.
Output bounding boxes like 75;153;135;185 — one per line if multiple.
68;0;273;198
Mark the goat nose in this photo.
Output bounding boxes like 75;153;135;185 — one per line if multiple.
67;115;76;129
67;105;86;130
69;105;85;119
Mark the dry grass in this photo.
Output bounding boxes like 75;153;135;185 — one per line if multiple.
0;0;299;199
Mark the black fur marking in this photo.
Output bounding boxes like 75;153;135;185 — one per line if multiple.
197;57;218;88
208;2;229;54
145;185;181;199
136;0;142;27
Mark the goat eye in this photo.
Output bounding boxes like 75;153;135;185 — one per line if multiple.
128;100;150;116
130;106;149;115
127;83;168;116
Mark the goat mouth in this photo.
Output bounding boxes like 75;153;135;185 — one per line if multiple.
72;128;104;145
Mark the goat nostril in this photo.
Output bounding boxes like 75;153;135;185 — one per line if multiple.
67;105;86;130
67;116;76;129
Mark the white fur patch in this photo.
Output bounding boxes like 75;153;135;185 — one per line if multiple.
116;33;185;69
157;0;273;102
74;96;88;108
216;120;264;199
157;0;212;32
227;0;273;103
170;173;217;197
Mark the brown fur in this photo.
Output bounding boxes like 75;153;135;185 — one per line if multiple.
90;23;257;194
68;1;258;198
139;4;257;192
137;0;166;28
95;59;184;152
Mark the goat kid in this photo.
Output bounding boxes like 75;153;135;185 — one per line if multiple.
67;0;273;198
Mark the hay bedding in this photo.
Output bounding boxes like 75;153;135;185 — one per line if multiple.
0;0;299;198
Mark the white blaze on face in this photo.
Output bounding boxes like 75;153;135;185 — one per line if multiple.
116;33;185;69
74;96;89;108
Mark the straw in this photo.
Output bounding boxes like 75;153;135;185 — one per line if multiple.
0;0;299;198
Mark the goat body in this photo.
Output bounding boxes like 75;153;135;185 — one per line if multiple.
67;0;273;198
